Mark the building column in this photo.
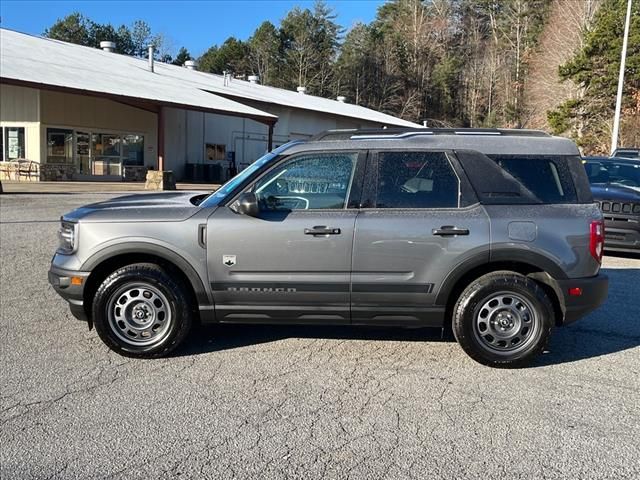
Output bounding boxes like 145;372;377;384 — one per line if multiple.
268;123;274;152
157;106;165;171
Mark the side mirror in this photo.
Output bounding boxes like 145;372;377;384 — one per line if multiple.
231;192;259;217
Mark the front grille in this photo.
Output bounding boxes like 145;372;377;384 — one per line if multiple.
597;200;639;215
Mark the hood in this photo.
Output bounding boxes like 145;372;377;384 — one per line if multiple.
63;191;210;223
590;184;640;202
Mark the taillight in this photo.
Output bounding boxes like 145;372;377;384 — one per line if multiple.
589;220;604;263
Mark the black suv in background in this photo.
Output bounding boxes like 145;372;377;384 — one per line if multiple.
584;156;640;253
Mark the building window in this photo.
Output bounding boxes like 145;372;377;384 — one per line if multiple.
3;127;26;160
122;134;144;166
47;128;73;163
44;128;144;176
206;143;226;161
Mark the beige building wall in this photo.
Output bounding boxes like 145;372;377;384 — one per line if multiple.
39;90;158;167
0;84;41;162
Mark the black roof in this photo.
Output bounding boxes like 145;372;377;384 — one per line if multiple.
312;127;552;141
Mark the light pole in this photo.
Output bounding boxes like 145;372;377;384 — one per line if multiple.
610;0;633;155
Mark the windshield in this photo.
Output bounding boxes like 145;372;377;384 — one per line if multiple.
585;160;640;191
199;142;299;208
614;149;640;159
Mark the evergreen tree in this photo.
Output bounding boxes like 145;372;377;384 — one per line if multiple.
548;0;640;152
172;47;192;66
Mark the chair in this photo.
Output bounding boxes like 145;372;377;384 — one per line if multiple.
17;160;40;181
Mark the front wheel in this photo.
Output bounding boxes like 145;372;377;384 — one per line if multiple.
92;263;193;358
452;271;554;368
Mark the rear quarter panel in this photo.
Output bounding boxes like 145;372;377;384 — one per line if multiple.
486;203;603;278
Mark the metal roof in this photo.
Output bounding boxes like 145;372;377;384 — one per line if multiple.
0;28;420;128
0;28;276;123
153;64;422;128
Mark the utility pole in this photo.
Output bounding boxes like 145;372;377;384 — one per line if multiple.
611;0;633;155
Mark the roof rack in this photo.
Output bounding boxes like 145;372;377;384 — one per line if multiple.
311;128;552;141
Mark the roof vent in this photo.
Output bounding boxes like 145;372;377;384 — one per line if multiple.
148;45;155;73
184;60;198;71
336;96;346;103
100;41;116;53
297;86;307;94
248;75;260;84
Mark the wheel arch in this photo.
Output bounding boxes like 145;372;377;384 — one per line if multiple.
437;253;566;328
81;243;212;324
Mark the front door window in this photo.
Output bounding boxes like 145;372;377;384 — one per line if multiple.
252;152;358;211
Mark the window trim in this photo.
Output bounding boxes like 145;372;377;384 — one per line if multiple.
364;149;469;211
225;150;367;212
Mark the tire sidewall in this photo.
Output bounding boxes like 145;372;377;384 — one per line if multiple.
454;274;553;367
93;265;191;357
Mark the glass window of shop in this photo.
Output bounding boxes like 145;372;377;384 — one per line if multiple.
45;128;144;176
47;128;74;163
2;127;26;161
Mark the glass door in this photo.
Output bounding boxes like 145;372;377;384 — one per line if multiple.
92;133;122;176
76;131;91;175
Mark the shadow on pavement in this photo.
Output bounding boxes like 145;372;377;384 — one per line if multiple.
175;268;640;367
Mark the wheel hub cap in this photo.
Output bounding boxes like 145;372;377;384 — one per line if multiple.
107;283;172;347
473;292;538;354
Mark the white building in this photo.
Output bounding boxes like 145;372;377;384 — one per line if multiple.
0;28;419;182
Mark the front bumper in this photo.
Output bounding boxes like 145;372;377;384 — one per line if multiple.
48;264;91;321
557;273;608;325
603;215;640;252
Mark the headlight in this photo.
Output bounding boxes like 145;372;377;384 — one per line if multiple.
57;220;77;254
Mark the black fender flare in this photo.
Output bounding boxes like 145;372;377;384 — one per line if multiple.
82;242;212;308
435;248;567;306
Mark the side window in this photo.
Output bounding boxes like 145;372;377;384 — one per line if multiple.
252;152;358;211
375;151;459;208
489;155;577;203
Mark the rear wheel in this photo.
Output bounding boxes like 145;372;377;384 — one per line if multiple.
452;271;554;368
92;263;193;358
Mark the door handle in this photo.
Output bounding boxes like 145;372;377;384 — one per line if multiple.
432;226;470;236
304;226;341;236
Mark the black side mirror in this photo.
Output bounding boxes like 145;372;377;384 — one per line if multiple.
231;192;259;217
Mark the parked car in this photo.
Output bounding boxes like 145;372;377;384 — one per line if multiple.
613;147;640;160
49;128;608;367
583;156;640;253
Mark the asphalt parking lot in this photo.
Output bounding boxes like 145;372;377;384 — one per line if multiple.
1;192;639;480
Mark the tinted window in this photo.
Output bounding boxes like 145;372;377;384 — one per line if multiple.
253;152;358;210
585;160;640;188
614;149;640;159
488;155;577;203
375;152;459;208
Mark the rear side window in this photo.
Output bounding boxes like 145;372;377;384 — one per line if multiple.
488;155;577;203
375;151;459;208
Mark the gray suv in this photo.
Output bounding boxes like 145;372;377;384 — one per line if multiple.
49;128;608;367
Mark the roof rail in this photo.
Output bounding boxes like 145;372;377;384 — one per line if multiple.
311;128;551;141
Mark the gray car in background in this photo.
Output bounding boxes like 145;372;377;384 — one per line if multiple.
49;128;608;367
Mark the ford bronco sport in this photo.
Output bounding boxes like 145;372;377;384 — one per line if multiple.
49;128;608;367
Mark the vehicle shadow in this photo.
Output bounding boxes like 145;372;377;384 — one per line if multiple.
175;268;640;367
534;267;640;367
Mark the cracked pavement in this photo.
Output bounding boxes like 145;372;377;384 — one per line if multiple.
1;193;639;479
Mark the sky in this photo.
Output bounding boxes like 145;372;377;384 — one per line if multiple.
0;0;385;56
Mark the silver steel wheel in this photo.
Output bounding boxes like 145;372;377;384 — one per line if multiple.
107;282;173;347
473;291;539;355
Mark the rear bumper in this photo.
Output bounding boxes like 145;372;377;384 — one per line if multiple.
48;264;91;321
557;273;608;325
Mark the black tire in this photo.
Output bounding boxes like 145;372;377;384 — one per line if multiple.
92;263;193;358
452;271;554;368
